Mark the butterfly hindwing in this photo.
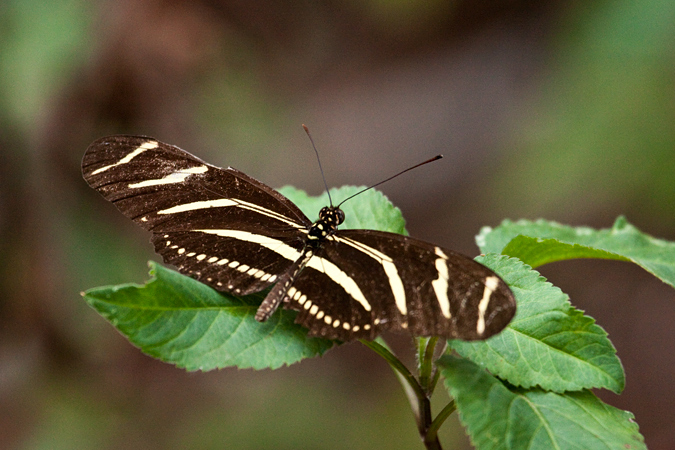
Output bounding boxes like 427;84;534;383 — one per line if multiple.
150;230;306;296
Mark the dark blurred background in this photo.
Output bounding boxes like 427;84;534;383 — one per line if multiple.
1;1;674;449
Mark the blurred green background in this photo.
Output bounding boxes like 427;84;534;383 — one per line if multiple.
1;1;674;449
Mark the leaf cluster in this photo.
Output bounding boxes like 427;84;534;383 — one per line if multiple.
82;187;669;449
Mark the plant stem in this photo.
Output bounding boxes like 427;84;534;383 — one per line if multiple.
419;336;439;394
426;400;456;444
419;394;443;450
417;337;443;450
361;338;452;450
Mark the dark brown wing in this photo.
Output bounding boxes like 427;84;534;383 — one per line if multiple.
285;230;516;341
82;135;311;295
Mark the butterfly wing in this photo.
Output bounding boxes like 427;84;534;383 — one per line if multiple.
285;229;516;341
82;135;311;295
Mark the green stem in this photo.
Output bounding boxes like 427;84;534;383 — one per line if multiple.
428;361;442;394
417;337;429;368
420;396;442;450
362;338;446;450
418;336;439;394
426;400;456;444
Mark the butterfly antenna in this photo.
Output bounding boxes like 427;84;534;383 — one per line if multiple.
337;154;443;207
303;124;333;206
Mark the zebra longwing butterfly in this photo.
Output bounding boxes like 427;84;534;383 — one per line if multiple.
82;135;516;341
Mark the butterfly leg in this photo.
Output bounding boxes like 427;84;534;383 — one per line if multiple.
255;248;314;322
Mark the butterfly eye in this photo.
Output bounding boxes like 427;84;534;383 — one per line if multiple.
335;209;345;225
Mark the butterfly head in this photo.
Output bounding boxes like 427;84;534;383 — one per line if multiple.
307;206;345;240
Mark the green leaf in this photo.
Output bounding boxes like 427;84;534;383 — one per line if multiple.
451;254;625;393
278;185;407;234
82;262;334;371
438;355;645;450
477;216;675;288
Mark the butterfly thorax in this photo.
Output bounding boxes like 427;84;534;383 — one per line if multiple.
307;206;345;241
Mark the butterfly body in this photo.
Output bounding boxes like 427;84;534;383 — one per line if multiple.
82;135;516;341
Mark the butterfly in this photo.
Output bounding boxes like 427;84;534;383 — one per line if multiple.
82;135;516;341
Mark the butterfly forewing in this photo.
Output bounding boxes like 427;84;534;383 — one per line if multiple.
82;136;309;230
82;135;311;295
83;135;516;341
